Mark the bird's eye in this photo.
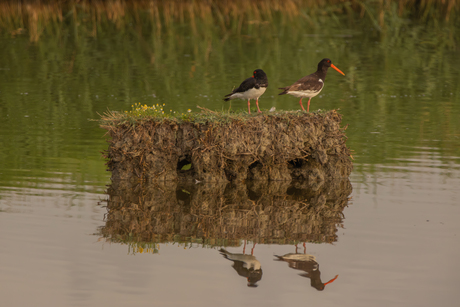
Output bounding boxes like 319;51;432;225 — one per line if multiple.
327;60;331;63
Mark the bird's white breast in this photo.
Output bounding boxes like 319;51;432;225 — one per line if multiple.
230;87;267;100
287;87;323;98
243;259;262;270
280;254;316;262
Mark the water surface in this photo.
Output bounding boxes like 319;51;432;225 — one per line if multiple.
1;14;459;307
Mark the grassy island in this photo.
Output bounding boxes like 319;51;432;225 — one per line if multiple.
99;106;352;183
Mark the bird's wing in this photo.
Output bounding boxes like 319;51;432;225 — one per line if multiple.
288;74;324;92
257;80;268;88
225;77;257;96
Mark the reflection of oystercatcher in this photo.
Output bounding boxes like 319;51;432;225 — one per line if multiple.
224;69;268;114
278;58;345;112
219;242;262;287
275;243;338;291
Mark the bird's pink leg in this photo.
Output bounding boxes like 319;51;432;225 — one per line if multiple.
251;242;256;255
307;98;312;112
247;100;251;114
255;98;262;113
299;98;305;111
243;240;247;254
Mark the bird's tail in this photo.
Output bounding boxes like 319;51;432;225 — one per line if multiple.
278;87;289;95
223;91;234;101
219;248;230;257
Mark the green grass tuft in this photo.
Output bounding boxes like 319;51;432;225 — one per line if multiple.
98;104;332;129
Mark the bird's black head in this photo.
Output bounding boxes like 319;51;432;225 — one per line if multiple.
318;58;332;70
252;69;267;80
317;58;345;76
247;276;260;287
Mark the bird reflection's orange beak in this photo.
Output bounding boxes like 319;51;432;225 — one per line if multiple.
331;64;345;76
323;275;339;286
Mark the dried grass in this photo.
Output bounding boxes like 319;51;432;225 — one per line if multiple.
100;108;353;183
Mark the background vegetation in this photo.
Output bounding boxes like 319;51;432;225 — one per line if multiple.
1;0;458;42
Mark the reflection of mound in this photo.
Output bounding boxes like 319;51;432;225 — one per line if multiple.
98;179;352;245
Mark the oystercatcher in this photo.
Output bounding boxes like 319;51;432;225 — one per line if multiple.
219;246;262;288
224;69;268;114
278;58;345;112
274;253;338;291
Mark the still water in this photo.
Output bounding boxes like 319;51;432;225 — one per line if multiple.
1;15;460;307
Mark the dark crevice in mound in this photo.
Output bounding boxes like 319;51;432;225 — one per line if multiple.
177;155;192;171
288;158;304;168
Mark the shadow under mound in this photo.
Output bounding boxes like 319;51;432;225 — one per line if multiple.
97;178;352;248
100;110;352;183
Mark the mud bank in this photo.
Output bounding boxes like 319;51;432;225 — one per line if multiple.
97;178;352;247
100;109;352;183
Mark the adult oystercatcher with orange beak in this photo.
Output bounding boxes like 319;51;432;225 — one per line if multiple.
274;253;338;291
224;69;268;114
278;58;345;112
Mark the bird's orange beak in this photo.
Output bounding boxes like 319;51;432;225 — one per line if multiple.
323;275;339;286
331;64;345;76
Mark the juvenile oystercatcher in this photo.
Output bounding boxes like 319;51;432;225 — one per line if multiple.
278;58;345;112
224;69;268;114
219;244;262;287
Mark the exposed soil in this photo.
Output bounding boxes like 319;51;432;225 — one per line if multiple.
101;110;352;183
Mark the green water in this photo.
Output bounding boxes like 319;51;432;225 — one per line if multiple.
1;13;460;307
1;17;459;192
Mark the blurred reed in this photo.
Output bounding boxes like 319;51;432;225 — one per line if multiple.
0;0;457;42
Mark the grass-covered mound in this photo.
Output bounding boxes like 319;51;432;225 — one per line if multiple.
99;106;352;183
